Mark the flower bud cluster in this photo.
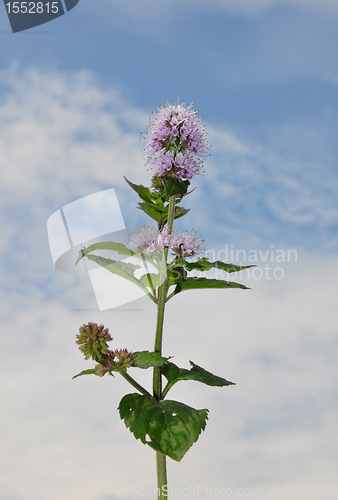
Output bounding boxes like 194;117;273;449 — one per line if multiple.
76;322;112;363
109;348;133;368
129;225;205;258
76;323;133;374
145;102;208;179
108;349;133;368
95;348;133;376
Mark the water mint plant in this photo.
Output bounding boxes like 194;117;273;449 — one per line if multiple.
74;102;254;499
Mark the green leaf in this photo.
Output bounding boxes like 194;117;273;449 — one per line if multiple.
86;254;141;275
138;201;167;224
72;365;112;379
136;200;189;225
161;175;190;197
167;267;187;286
174;206;190;220
155;197;165;211
131;351;170;369
76;243;163;302
174;277;250;294
72;368;97;379
77;239;161;272
76;241;135;265
118;393;208;461
161;361;235;397
84;254;151;296
139;272;162;289
124;177;153;202
176;257;256;273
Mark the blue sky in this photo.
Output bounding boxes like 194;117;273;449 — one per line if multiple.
2;0;338;252
1;2;338;500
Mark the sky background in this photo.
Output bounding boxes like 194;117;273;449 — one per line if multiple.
1;1;338;499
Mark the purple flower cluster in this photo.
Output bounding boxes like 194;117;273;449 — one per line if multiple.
162;229;205;257
145;102;208;179
129;225;159;253
129;225;205;258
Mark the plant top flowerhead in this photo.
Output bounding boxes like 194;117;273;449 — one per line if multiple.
145;101;209;180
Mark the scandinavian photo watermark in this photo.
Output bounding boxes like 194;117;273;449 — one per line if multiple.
130;484;337;498
203;245;298;282
47;189;298;311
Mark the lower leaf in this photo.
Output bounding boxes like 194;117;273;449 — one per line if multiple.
174;277;250;294
161;361;235;398
131;351;169;369
118;393;208;461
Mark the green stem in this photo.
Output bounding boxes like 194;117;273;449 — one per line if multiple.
156;452;168;500
153;270;168;400
167;195;176;235
152;195;176;399
153;194;176;499
160;380;174;400
165;289;176;303
118;369;154;400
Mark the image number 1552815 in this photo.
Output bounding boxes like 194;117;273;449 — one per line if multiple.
5;2;59;13
4;0;80;33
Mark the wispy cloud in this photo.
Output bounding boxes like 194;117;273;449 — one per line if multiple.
186;122;338;252
0;64;148;208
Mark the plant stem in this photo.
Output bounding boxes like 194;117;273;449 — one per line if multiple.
153;267;169;500
153;194;176;399
153;272;168;400
167;195;176;235
153;194;176;499
118;370;154;400
156;452;168;500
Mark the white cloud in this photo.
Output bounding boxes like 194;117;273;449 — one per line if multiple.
188;122;338;252
0;65;150;304
0;64;148;208
1;257;337;499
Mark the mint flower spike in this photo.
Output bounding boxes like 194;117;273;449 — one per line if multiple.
76;322;112;363
145;101;209;180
